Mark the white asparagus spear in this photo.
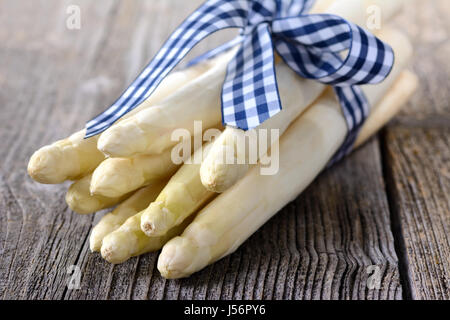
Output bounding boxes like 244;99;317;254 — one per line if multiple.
101;211;195;264
354;71;418;147
97;48;237;158
27;57;213;184
140;143;216;237
28;130;105;184
65;174;133;214
90;132;204;198
199;0;406;193
90;180;167;252
157;28;414;279
89;147;178;198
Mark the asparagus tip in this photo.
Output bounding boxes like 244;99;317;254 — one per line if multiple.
157;236;200;279
140;204;173;237
101;241;127;264
100;245;115;263
28;146;65;184
89;233;100;253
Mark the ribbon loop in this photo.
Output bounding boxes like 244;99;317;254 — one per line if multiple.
272;14;394;85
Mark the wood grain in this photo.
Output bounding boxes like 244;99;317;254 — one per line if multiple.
384;0;450;300
382;127;450;300
0;0;448;300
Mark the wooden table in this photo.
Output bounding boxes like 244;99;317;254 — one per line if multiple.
1;0;448;300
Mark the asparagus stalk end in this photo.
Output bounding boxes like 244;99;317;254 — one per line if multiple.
140;202;175;237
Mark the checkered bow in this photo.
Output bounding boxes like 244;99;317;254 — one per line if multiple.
85;0;394;161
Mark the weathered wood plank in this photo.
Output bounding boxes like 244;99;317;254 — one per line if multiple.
382;127;450;300
382;0;450;300
0;0;123;299
392;0;450;121
292;139;401;300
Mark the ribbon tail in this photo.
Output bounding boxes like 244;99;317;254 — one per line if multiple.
328;85;369;166
222;23;281;130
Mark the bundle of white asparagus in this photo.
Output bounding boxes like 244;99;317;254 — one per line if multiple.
27;0;417;278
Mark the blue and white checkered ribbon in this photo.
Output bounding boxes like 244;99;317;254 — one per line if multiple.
85;0;394;162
